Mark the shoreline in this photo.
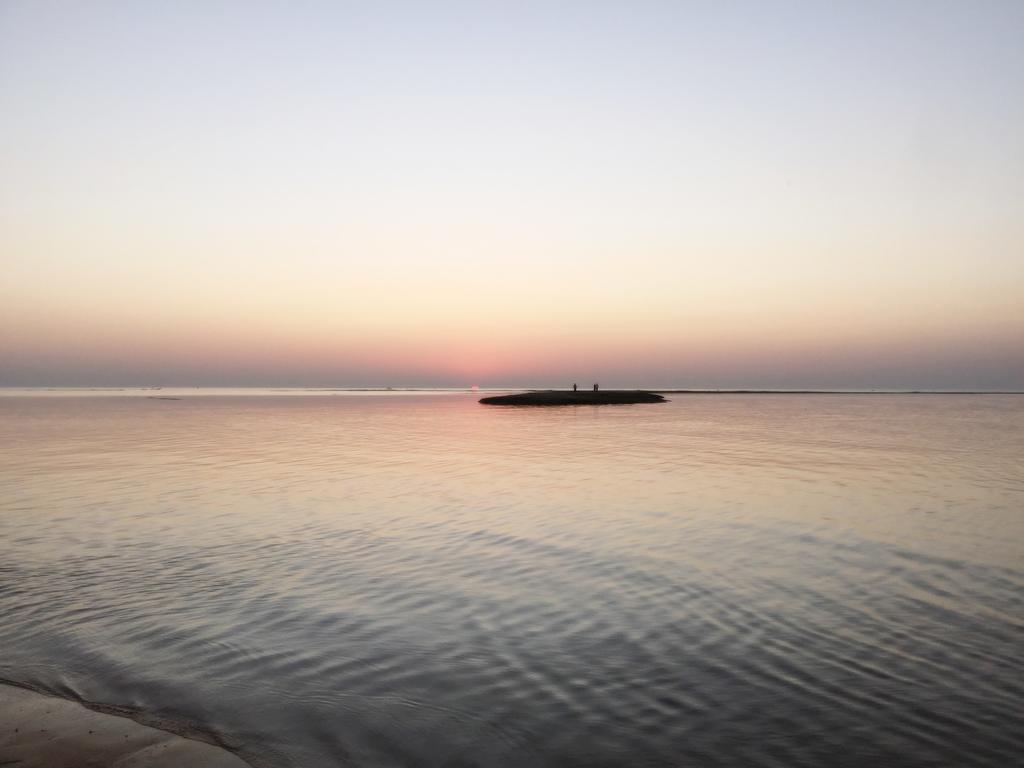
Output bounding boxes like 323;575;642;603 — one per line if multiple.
0;681;252;768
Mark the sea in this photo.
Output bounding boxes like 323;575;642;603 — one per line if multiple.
1;390;1021;767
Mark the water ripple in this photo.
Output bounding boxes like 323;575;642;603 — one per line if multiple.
1;393;1022;767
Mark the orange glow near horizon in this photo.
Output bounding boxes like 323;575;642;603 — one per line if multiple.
1;3;1022;389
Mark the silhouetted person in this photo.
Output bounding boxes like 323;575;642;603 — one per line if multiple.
593;383;599;392
573;383;577;392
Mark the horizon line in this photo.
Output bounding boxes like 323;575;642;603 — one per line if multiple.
1;386;1022;396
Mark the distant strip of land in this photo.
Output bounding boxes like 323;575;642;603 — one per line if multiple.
1;387;1020;397
480;390;666;405
649;390;1024;395
477;389;1024;405
0;682;250;768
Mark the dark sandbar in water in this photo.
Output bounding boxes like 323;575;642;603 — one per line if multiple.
480;390;666;405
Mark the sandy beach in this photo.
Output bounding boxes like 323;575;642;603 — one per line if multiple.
0;683;249;768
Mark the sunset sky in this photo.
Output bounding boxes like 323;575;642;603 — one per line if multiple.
2;1;1022;389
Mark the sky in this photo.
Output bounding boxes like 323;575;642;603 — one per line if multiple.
2;0;1022;389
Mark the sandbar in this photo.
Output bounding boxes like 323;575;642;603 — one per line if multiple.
480;390;666;405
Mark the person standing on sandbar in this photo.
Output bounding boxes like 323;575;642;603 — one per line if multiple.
573;383;577;391
593;383;599;391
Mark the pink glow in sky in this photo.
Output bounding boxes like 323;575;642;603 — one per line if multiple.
2;2;1022;389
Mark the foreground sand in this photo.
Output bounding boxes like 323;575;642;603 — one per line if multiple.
0;683;250;768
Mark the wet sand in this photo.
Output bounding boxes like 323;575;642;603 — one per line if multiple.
0;683;250;768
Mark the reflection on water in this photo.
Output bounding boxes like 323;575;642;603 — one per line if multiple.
1;393;1022;767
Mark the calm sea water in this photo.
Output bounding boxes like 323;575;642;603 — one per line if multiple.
1;392;1022;767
